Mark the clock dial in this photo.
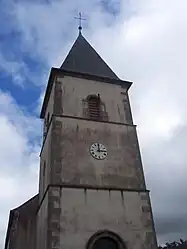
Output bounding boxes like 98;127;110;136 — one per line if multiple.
90;143;107;160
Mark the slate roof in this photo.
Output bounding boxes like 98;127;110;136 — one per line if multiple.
61;33;119;80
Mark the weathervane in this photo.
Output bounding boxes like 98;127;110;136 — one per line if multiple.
74;12;86;34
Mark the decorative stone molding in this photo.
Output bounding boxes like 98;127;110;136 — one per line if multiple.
86;230;126;249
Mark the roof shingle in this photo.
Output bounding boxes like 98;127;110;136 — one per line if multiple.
60;33;119;80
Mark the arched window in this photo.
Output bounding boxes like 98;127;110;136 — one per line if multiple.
87;95;101;121
87;231;125;249
92;237;118;249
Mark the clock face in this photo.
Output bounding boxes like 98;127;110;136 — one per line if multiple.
90;143;107;160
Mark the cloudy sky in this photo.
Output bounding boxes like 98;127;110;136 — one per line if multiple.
0;0;187;247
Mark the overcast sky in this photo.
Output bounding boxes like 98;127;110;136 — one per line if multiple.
0;0;187;248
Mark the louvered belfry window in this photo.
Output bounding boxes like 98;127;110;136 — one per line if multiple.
87;95;101;120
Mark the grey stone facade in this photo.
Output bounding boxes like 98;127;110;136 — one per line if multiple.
37;71;157;249
4;33;158;249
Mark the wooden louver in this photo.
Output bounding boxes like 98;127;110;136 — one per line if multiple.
88;96;101;120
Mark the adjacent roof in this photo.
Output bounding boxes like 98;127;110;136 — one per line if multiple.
60;33;119;80
4;194;39;249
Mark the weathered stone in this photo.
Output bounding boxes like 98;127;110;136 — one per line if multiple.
142;205;151;213
54;80;63;115
145;231;154;245
35;73;157;249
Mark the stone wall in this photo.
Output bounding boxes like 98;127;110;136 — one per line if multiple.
49;116;146;190
36;192;48;249
56;75;132;124
47;186;157;249
38;73;157;249
39;122;53;201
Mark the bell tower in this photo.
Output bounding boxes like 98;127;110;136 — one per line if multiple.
37;31;158;249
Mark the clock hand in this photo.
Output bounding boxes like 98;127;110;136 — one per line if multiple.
97;143;100;152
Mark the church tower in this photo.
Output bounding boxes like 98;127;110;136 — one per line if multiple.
37;30;158;249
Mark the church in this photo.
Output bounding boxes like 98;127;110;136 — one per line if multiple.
4;26;158;249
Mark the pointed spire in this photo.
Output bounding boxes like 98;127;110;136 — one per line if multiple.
60;33;119;80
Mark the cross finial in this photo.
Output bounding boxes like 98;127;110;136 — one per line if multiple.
74;12;86;34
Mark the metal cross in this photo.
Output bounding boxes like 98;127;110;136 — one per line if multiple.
74;12;86;33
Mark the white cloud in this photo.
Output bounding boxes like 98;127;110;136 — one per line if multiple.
0;51;27;86
87;6;187;243
0;91;41;248
0;0;187;246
